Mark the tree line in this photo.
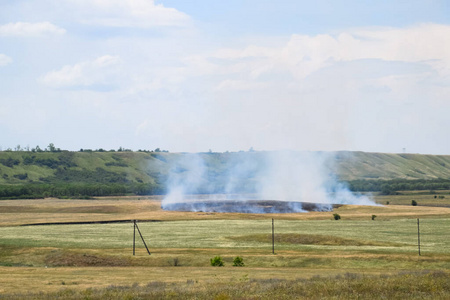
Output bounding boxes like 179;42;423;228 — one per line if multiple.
0;183;165;200
1;178;449;199
1;143;169;153
347;179;450;195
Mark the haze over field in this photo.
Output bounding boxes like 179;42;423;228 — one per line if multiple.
0;1;449;155
162;151;375;211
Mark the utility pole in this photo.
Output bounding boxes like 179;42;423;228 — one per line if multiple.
417;218;421;256
272;218;275;254
133;220;136;256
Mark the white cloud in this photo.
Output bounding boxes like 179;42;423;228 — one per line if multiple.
0;22;66;37
159;23;450;153
39;55;121;89
68;0;191;28
199;23;450;87
0;54;12;66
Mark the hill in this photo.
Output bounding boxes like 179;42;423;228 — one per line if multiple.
0;150;450;198
334;151;450;181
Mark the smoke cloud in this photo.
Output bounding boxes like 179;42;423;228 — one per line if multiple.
161;151;375;213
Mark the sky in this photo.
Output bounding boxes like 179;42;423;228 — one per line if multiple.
0;0;449;154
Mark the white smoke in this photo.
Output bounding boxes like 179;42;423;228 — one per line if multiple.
161;151;375;212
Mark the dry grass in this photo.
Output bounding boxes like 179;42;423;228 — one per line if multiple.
0;195;449;297
1;196;450;226
376;192;450;207
1;270;448;299
0;264;402;295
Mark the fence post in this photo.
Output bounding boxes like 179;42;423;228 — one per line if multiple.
417;218;421;256
272;218;275;254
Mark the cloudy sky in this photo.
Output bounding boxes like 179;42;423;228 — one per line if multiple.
1;0;449;154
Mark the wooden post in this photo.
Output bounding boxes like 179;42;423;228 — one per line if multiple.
417;218;421;256
133;220;136;256
272;218;275;254
135;221;151;255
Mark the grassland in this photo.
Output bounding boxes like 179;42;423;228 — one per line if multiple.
0;195;449;299
1;150;450;186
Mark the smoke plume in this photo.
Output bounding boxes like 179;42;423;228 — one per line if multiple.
161;151;375;213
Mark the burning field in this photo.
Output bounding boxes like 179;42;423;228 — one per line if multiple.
161;198;340;213
161;151;377;214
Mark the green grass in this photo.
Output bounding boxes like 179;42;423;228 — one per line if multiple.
338;151;450;180
0;219;448;254
2;151;450;186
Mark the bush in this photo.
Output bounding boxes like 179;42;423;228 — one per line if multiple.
371;215;377;220
386;201;390;205
412;200;418;206
333;213;341;220
210;256;224;267
233;256;244;267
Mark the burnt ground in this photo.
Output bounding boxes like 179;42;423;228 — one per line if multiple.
162;200;341;213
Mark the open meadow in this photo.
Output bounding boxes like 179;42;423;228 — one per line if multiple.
0;194;449;299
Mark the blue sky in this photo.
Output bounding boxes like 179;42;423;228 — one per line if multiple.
1;0;450;154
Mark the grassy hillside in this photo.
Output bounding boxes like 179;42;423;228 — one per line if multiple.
1;150;450;198
336;151;450;180
1;150;450;184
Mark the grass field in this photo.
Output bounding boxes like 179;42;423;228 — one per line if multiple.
0;195;449;299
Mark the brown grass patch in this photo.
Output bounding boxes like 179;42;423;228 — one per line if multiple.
44;250;130;267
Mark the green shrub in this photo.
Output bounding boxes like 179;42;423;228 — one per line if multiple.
412;200;418;206
386;201;390;205
333;213;341;220
233;256;244;267
371;215;376;220
210;256;224;267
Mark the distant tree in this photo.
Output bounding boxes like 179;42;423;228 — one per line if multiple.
47;143;56;152
333;213;341;220
371;215;377;220
412;200;418;206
